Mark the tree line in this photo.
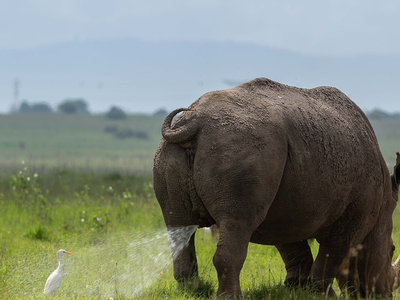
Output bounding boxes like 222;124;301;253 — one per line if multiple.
18;99;89;114
18;99;399;121
15;99;168;119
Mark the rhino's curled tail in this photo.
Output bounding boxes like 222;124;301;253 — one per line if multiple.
162;108;198;143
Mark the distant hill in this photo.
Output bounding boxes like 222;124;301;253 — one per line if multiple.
0;38;399;114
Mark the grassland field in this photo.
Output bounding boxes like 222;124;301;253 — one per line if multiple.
0;113;399;299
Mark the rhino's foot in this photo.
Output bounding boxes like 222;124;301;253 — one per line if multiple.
285;277;336;297
177;276;200;291
310;279;336;298
284;276;311;289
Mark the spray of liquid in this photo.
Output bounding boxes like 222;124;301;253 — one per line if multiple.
7;226;198;299
168;225;198;261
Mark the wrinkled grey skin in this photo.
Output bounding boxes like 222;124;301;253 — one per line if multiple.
153;78;400;298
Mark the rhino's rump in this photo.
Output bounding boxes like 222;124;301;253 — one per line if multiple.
188;78;387;245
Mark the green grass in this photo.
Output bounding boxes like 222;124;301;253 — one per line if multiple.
0;113;400;299
0;168;165;299
1;167;400;299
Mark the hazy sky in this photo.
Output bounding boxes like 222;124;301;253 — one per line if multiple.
1;1;400;114
2;0;400;56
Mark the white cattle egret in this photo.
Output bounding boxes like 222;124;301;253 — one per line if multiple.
43;249;73;296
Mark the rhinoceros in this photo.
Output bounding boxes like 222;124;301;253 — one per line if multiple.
153;78;400;298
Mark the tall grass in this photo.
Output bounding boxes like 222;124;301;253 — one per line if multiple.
1;164;400;299
0;164;164;299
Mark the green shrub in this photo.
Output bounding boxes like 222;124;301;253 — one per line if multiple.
25;225;51;241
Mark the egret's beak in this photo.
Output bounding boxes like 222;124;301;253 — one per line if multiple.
64;251;73;255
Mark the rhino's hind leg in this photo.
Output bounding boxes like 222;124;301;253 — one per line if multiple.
213;219;253;299
170;230;198;283
310;244;349;296
276;240;313;288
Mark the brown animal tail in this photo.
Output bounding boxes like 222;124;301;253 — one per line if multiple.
161;108;198;143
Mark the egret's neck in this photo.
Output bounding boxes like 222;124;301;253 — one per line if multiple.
58;257;65;270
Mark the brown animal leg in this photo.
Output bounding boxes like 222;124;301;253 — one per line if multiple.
311;245;348;296
213;219;251;299
172;233;198;283
276;240;313;288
